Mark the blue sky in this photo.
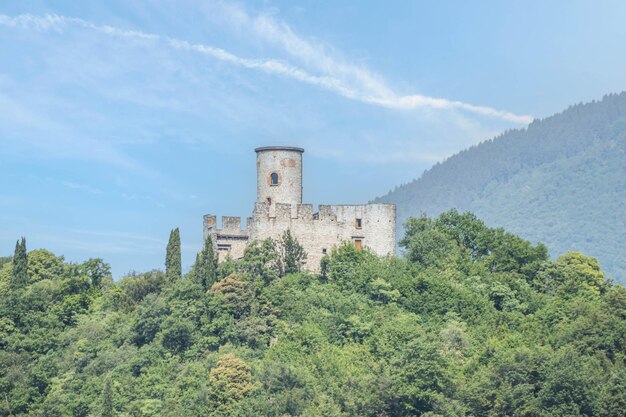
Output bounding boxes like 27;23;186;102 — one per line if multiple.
1;1;625;277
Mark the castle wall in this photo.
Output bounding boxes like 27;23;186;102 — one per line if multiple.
250;202;396;270
203;214;250;262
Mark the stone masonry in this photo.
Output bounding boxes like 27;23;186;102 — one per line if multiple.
204;146;396;270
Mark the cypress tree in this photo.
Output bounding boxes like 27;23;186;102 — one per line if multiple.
165;228;181;282
101;375;114;417
11;237;28;288
193;235;218;290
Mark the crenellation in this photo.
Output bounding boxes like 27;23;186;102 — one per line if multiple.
222;216;242;232
298;204;313;220
204;214;217;229
318;205;336;221
275;203;292;220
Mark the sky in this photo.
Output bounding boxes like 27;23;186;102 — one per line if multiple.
1;1;626;277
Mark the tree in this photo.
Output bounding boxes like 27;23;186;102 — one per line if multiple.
278;229;307;276
193;235;218;290
11;237;28;288
101;375;114;417
209;353;254;412
165;228;181;282
555;252;608;297
82;258;111;288
239;239;280;287
400;215;458;269
161;316;194;354
27;249;64;283
209;273;253;317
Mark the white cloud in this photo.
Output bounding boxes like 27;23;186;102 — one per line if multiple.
213;4;534;124
0;12;533;124
61;181;104;195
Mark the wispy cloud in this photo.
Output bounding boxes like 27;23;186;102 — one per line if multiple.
0;12;533;124
61;180;104;195
211;3;534;124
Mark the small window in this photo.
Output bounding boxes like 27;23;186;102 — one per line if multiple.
355;218;362;229
322;248;327;255
270;172;279;185
354;239;363;251
267;197;272;204
217;244;231;251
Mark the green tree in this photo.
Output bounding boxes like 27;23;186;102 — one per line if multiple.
400;215;458;269
556;251;608;297
209;273;254;317
165;228;181;282
11;237;28;288
278;229;307;276
161;316;194;354
239;239;280;287
209;353;254;413
193;235;218;290
82;258;111;288
101;375;114;417
27;249;64;283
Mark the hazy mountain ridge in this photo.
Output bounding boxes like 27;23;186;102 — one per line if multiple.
375;92;626;281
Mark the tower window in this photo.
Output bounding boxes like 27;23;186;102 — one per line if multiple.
355;218;362;229
270;172;279;185
322;248;327;254
354;239;363;251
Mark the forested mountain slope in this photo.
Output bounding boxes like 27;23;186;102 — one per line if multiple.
375;92;626;281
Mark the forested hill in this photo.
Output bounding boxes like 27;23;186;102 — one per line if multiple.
374;92;626;282
1;214;625;416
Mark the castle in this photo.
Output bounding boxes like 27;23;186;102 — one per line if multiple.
203;146;396;270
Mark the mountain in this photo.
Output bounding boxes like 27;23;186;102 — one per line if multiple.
375;92;626;282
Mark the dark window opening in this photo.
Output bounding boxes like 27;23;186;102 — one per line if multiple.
217;244;231;251
270;172;279;185
322;248;327;255
267;197;272;204
355;218;362;229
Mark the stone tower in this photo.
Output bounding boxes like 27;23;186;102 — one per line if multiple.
255;146;304;206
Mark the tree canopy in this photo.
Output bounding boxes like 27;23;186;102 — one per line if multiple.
0;212;624;416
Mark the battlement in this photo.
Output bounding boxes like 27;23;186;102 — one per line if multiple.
251;202;395;225
203;214;251;238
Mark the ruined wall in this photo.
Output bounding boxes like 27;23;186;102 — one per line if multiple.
250;202;396;270
203;215;250;262
256;147;304;206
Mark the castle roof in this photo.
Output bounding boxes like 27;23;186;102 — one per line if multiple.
255;146;305;153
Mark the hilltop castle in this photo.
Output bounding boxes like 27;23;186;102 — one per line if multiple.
203;146;396;270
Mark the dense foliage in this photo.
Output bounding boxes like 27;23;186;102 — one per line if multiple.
375;92;626;282
1;212;625;416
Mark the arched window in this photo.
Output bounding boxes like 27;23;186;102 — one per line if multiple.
270;172;279;185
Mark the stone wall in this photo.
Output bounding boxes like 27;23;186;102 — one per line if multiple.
203;214;250;262
250;202;396;270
